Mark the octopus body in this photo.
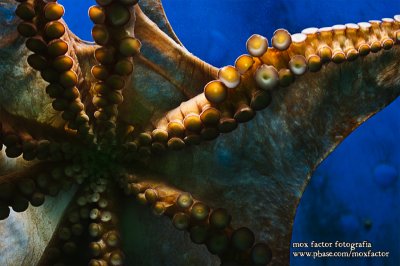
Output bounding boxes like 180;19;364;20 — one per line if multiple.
0;0;400;265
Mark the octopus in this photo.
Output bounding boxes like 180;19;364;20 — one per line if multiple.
0;0;399;265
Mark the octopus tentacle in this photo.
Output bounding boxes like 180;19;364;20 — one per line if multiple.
0;161;80;220
0;108;80;144
0;112;84;164
87;178;125;266
132;16;400;155
37;186;91;265
89;0;139;143
118;172;272;265
14;0;91;137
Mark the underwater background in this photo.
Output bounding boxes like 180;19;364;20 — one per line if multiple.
60;0;400;265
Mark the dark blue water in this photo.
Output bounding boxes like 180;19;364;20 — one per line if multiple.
60;1;400;265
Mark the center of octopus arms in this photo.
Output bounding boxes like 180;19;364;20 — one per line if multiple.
0;0;400;265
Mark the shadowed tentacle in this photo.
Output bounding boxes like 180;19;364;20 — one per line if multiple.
0;161;80;220
37;185;93;266
0;119;79;161
0;108;82;145
36;179;123;265
87;178;125;266
118;172;272;266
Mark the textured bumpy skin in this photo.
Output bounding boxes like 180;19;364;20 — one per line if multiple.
0;0;400;265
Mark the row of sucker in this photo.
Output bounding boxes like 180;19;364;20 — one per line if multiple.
0;120;78;161
129;15;400;155
37;185;94;266
15;0;91;138
90;0;140;144
87;177;125;266
0;162;84;220
118;173;272;266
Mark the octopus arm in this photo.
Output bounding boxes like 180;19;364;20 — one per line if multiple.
138;0;183;46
